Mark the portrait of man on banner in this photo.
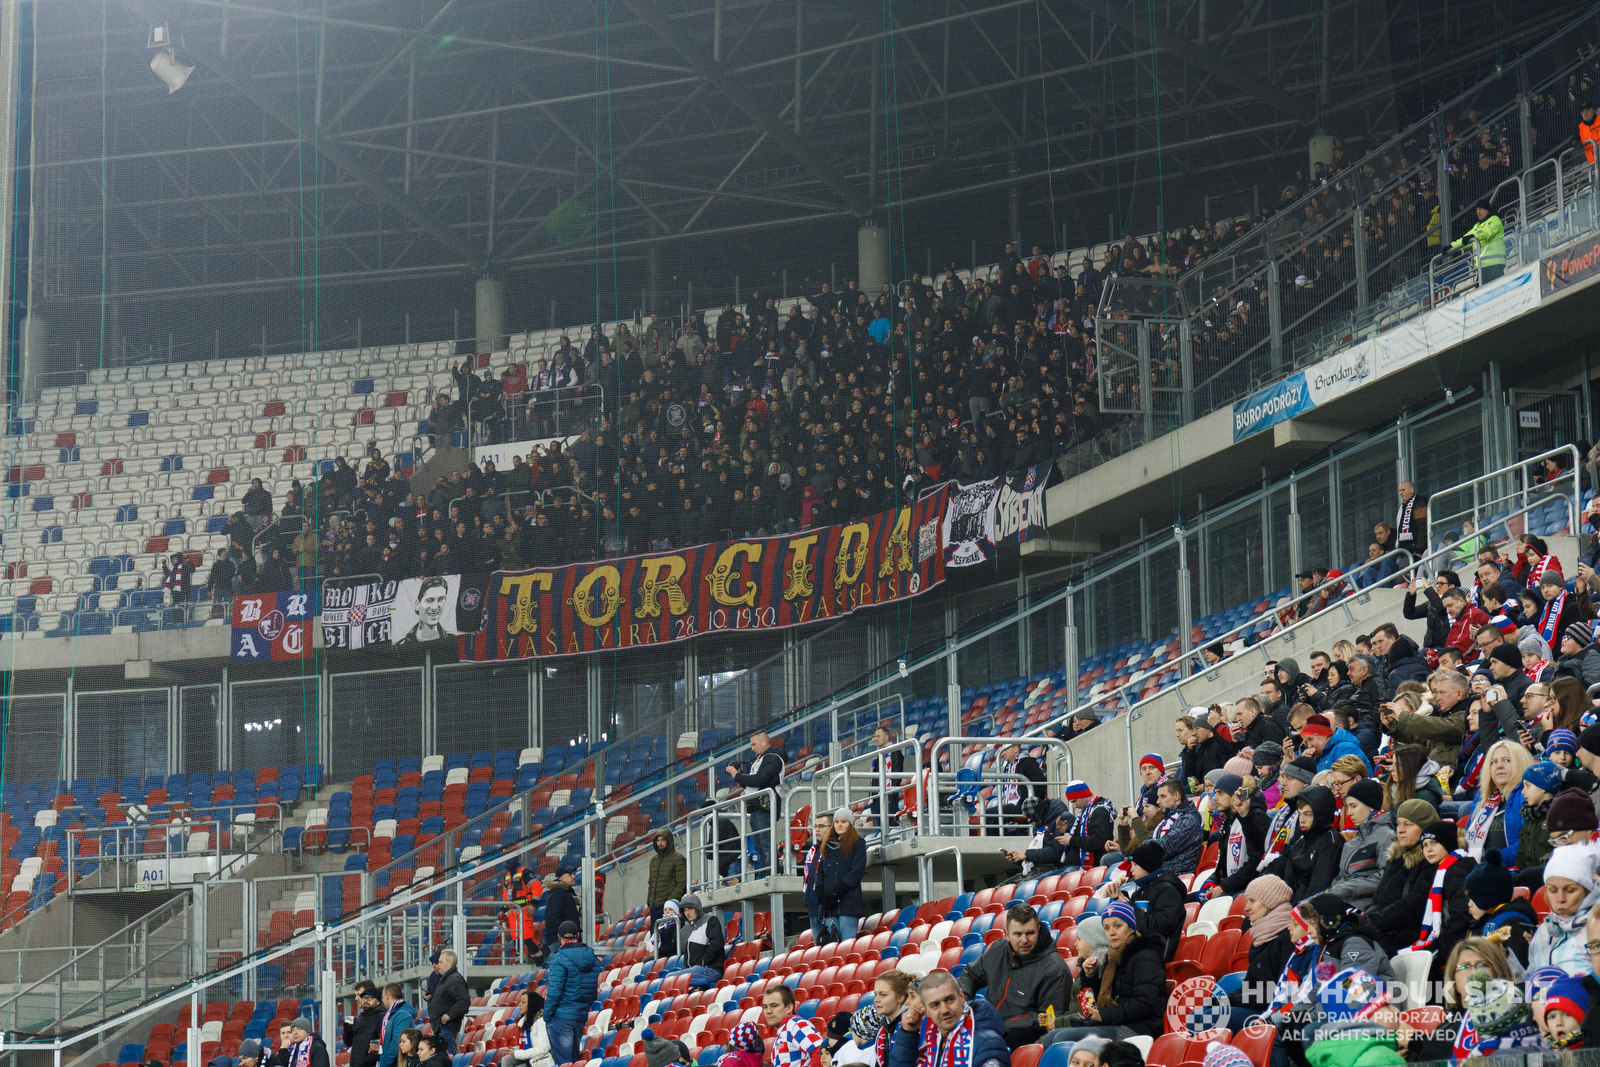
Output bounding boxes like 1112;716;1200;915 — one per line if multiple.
394;575;461;646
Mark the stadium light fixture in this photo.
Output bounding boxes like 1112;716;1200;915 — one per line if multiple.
147;24;192;94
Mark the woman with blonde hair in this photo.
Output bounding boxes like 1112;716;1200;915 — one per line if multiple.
1331;639;1357;664
1463;740;1536;860
1441;937;1540;1058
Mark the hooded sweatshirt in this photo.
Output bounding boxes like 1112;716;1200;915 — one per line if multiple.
1211;790;1271;896
1283;786;1344;903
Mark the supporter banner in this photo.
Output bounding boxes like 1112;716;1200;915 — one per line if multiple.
231;590;314;661
461;488;948;661
1541;235;1600;295
993;465;1052;544
1232;372;1313;443
321;575;479;649
1233;267;1540;443
943;479;1000;567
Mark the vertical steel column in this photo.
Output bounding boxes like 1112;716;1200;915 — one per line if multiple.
1063;595;1079;716
1138;518;1152;642
1266;259;1284;371
1437;122;1453;248
1176;527;1192;659
1179;320;1194;425
1519;68;1534;177
528;661;542;748
1288;477;1302;583
793;0;803;135
1352;205;1369;309
1137;324;1153;441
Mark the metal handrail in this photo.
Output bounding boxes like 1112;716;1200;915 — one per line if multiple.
0;892;190;1019
918;845;965;902
1424;443;1583;556
685;787;782;896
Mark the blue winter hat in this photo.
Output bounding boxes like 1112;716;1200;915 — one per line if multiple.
1522;760;1565;796
1103;899;1139;930
1548;729;1580;756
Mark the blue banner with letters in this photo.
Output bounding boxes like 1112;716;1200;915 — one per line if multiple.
1232;371;1313;442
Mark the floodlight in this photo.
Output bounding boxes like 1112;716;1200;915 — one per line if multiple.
150;48;192;94
147;24;191;94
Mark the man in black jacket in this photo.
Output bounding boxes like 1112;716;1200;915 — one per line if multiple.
726;731;786;874
1233;697;1286;748
1118;841;1187;959
988;742;1047;834
540;865;582;959
958;903;1071;1049
288;1020;330;1067
1188;716;1238;778
427;951;470;1055
340;982;383;1067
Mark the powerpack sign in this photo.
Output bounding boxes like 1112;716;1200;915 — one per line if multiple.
231;591;314;661
1541;236;1600;295
460;487;948;661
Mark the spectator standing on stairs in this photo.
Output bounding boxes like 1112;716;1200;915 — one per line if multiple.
426;949;469;1055
540;863;582;961
544;922;601;1067
727;731;785;875
646;830;685;935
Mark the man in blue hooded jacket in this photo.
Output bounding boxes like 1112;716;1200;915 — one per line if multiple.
1303;713;1371;774
544;921;600;1067
886;971;1010;1067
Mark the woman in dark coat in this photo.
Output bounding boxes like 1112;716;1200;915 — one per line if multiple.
816;808;868;941
1041;900;1168;1043
1362;798;1439;954
1281;785;1342;903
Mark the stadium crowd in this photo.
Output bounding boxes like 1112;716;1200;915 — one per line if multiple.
167;76;1600;604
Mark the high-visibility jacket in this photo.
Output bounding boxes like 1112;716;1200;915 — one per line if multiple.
1453;213;1506;270
1582;117;1600;164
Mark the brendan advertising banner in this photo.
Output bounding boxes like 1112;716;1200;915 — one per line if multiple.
460;487;949;661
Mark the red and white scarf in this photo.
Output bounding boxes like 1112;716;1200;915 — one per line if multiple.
1463;794;1503;858
916;1007;975;1067
1411;849;1468;950
379;1003;401;1051
1523;658;1550;681
1539;591;1567;644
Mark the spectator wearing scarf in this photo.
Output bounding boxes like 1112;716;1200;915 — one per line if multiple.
1411;821;1477;978
1518;631;1555;682
1463;739;1533;861
1529;845;1600;975
884;974;1009;1067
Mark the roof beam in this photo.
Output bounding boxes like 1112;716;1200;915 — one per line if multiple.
123;0;487;272
619;0;871;218
1051;0;1317;125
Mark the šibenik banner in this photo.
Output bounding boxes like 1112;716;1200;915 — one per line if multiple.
460;487;949;661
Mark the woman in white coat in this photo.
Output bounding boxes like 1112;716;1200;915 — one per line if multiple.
509;990;554;1067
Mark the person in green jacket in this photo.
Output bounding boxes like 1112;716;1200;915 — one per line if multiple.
1452;199;1506;282
645;830;686;933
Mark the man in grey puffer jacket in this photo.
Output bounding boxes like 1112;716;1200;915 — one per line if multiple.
1324;779;1394;910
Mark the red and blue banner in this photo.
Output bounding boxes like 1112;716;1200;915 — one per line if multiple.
460;487;950;661
231;590;315;661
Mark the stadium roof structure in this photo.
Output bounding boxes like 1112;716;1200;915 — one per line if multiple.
18;0;1587;364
